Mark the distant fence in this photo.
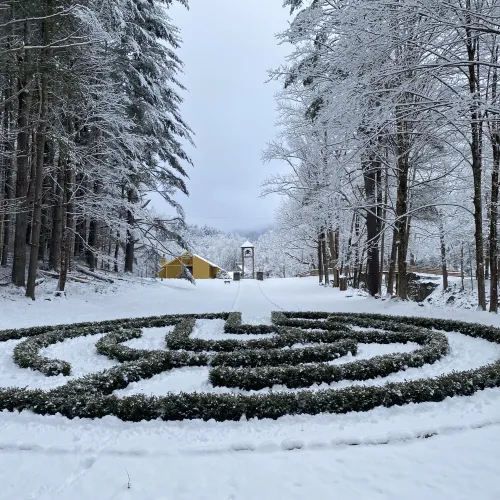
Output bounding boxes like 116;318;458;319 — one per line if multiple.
297;269;335;278
298;266;463;278
405;266;462;277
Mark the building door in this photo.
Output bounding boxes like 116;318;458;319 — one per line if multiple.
187;266;193;276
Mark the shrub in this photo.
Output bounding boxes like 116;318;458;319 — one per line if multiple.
209;329;448;390
12;314;227;375
167;323;353;352
0;311;499;423
224;312;276;334
211;339;358;368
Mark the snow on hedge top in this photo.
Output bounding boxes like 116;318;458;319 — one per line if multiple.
241;241;254;248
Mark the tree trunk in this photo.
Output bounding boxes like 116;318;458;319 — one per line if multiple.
334;229;340;285
26;130;37;246
124;211;134;273
363;153;380;296
124;187;136;273
327;228;339;287
106;227;112;271
87;218;98;271
1;157;13;267
471;133;486;310
38;180;50;265
489;44;499;313
57;149;74;292
49;160;63;270
114;231;120;273
353;215;360;288
488;129;499;311
379;162;388;295
26;36;50;300
86;182;101;270
461;242;465;291
12;44;33;286
395;109;410;300
465;8;486;310
439;218;448;292
358;246;366;289
485;251;490;281
0;71;14;268
322;232;329;286
317;234;324;284
387;226;398;295
57;159;68;292
58;227;69;293
344;214;356;282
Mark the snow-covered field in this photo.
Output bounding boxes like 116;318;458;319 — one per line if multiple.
1;277;500;500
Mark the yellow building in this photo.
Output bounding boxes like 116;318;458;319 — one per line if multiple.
157;252;222;279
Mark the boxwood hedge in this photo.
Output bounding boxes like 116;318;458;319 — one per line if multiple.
12;314;224;375
210;339;358;368
0;311;499;422
209;329;448;390
166;322;353;352
224;312;275;334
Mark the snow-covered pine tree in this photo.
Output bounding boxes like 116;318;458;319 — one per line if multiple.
101;0;193;274
0;0;193;298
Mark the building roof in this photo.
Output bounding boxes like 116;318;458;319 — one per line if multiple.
192;254;222;270
241;240;254;248
165;252;223;270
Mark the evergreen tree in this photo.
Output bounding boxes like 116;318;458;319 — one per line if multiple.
0;0;192;298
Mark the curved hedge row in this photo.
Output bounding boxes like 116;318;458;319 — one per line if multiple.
12;311;354;376
1;359;499;422
11;314;225;375
12;311;356;376
209;329;448;390
13;324;126;376
224;312;275;334
166;323;354;353
0;311;498;422
210;339;358;368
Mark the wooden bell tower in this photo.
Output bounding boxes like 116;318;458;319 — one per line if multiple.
241;241;255;279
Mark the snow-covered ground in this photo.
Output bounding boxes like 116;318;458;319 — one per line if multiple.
1;276;500;500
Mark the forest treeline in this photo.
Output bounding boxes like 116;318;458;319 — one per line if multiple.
0;0;191;299
264;0;500;310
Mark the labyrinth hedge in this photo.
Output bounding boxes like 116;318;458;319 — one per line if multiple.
224;312;276;334
0;311;499;422
210;339;358;368
166;323;354;352
12;313;224;375
209;329;448;390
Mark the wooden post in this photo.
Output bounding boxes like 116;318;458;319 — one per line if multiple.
339;276;348;291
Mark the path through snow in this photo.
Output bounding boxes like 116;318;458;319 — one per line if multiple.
231;279;281;324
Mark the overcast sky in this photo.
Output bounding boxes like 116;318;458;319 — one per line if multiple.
160;0;291;234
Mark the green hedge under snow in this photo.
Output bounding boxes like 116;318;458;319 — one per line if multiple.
0;311;499;422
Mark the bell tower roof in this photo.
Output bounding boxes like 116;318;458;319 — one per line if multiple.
241;240;254;248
